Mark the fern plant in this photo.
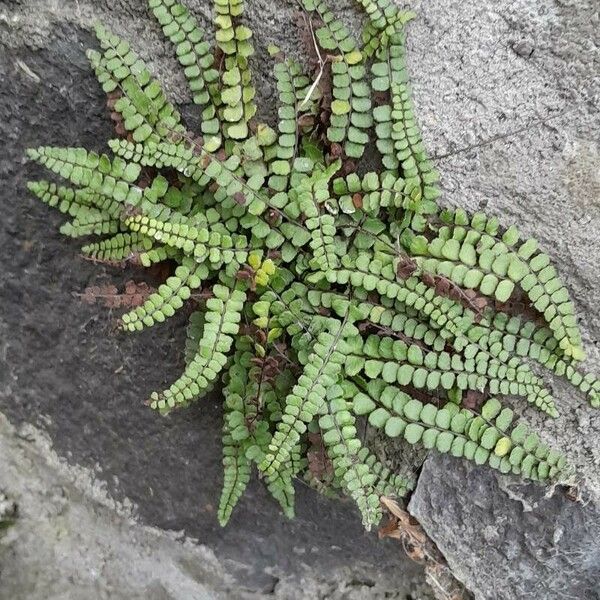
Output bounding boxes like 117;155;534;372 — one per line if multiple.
26;0;599;529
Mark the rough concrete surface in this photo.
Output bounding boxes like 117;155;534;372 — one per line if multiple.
0;414;232;600
0;0;599;598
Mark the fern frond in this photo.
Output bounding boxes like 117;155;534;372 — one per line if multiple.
353;382;568;480
150;283;246;413
26;147;142;207
390;82;440;212
218;430;252;526
121;261;208;331
269;49;321;183
356;0;416;56
88;25;185;145
259;319;352;476
265;459;298;519
123;210;250;266
109;137;284;245
218;345;254;525
59;208;121;238
148;0;219;112
318;383;382;529
214;0;256;142
81;232;153;261
27;181;96;216
409;224;584;358
332;170;403;206
302;0;371;159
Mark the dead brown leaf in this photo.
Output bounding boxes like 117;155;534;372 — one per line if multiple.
307;432;334;485
74;281;154;309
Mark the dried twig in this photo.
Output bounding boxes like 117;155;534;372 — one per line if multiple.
299;12;326;109
379;496;472;600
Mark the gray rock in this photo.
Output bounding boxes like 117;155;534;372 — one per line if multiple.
0;414;229;600
409;455;600;600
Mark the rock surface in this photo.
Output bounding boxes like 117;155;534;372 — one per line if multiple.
0;412;433;600
0;414;229;600
409;455;600;600
1;0;599;598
